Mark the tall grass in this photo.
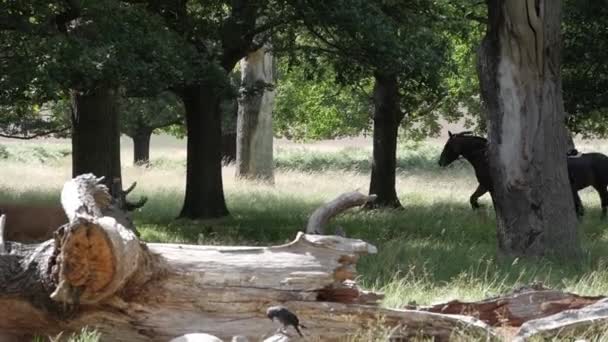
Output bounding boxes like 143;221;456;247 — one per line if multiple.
3;137;608;315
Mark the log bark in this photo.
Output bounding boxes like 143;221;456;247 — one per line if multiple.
0;175;496;341
414;284;603;327
478;0;580;258
306;191;376;235
236;45;275;182
515;298;608;341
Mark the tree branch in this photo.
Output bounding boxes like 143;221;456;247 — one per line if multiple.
0;126;70;140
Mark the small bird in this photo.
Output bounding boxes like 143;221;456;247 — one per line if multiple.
266;305;306;337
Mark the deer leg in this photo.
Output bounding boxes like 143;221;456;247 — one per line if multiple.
469;184;487;210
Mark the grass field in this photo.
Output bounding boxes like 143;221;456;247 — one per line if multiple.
3;135;608;341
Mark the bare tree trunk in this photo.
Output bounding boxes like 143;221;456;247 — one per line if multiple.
366;72;403;209
477;0;580;258
71;87;122;194
236;45;275;182
179;85;229;219
132;129;152;166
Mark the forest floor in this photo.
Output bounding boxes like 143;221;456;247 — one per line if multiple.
3;135;608;341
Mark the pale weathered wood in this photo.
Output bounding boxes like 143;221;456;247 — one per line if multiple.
0;214;5;252
514;298;608;341
306;191;376;234
0;227;493;341
169;333;223;342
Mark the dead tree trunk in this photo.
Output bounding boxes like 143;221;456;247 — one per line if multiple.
0;175;495;342
477;0;580;258
236;45;275;182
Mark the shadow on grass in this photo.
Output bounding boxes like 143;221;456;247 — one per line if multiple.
3;185;606;305
134;190;608;304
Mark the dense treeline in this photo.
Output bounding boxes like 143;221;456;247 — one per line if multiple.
0;0;606;258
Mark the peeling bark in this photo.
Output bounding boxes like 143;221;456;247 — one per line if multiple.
478;0;580;258
515;298;608;341
414;285;603;327
236;45;275;182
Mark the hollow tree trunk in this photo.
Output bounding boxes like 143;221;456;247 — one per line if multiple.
71;87;122;194
366;72;403;209
236;45;275;182
132;129;152;166
477;1;580;258
179;85;229;219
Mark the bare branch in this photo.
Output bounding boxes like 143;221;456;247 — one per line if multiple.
0;126;70;140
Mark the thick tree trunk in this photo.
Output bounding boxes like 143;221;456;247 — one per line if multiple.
477;1;580;258
236;46;275;182
71;87;122;194
179;85;229;219
132;130;152;166
366;72;403;209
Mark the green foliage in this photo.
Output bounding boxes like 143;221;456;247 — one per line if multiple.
1;1;197;101
120;92;183;137
563;0;608;138
0;100;70;139
274;0;480;141
0;143;70;163
0;1;200;141
438;2;487;134
274;59;372;140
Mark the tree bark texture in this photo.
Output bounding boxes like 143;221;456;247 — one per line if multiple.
477;0;580;258
71;87;122;194
236;46;275;182
132;129;152;166
179;85;229;219
367;72;403;209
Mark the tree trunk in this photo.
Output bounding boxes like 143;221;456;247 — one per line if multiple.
71;87;122;194
236;46;275;182
477;1;580;258
132;130;152;166
179;85;229;219
366;72;403;209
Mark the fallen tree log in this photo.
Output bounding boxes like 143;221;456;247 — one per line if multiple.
413;284;604;327
514;298;608;341
0;180;495;341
